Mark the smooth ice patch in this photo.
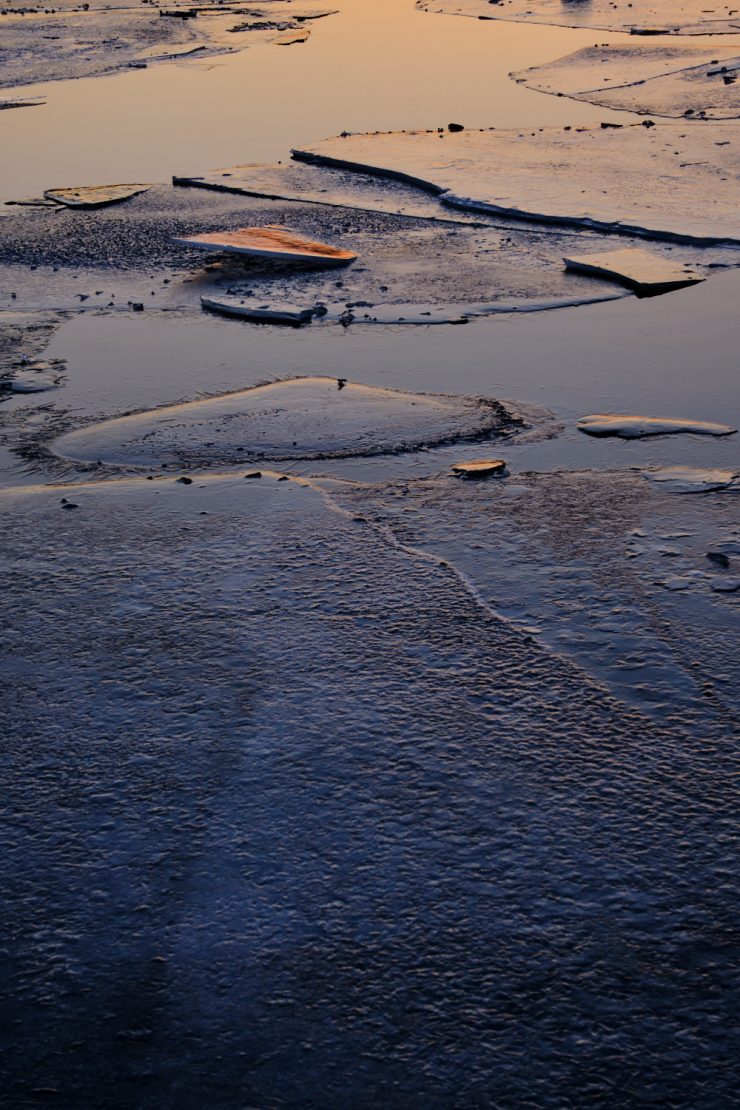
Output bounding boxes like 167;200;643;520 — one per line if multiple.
643;467;740;492
513;44;740;120
294;125;740;245
51;376;517;467
43;184;151;209
578;415;737;438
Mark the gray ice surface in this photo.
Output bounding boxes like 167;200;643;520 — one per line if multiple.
0;470;738;1107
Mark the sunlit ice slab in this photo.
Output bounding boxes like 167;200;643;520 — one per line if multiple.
173;225;357;266
563;248;704;292
578;414;737;438
294;123;740;245
417;0;740;36
513;44;740;120
51;376;520;468
43;184;151;209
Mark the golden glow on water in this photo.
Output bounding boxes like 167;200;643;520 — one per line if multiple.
5;0;725;200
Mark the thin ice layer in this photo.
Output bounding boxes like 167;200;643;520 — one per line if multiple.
417;0;740;36
294;125;740;245
513;45;740;120
51;376;518;467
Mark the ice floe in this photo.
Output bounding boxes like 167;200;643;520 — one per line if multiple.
43;184;151;209
578;415;737;438
563;247;703;292
200;295;316;324
294;124;740;245
51;377;519;467
643;467;740;492
417;0;740;36
173;162;486;224
174;225;357;266
513;44;740;120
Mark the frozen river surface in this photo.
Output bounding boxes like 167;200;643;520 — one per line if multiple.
0;0;738;1106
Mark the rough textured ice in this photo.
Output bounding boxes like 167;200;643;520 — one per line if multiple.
578;414;737;438
0;471;738;1106
513;44;740;120
294;124;740;245
417;0;740;36
51;376;519;467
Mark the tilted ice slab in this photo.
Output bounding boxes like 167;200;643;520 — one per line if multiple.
416;0;740;36
293;125;740;245
578;415;737;438
52;376;517;468
173;162;484;224
642;467;740;492
562;248;703;291
513;45;740;120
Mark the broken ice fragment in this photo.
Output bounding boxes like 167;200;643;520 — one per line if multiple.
513;44;740;120
0;97;45;110
579;416;737;439
201;295;315;325
43;184;151;209
173;226;357;266
451;459;508;479
642;467;740;492
563;248;703;292
711;578;740;592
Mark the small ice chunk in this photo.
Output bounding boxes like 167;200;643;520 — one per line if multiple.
563;248;702;292
174;226;356;266
579;415;736;439
43;184;150;209
711;578;740;592
201;296;315;325
451;459;508;479
642;467;740;492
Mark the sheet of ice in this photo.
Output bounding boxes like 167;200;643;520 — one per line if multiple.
563;248;703;291
417;0;740;36
513;44;740;120
51;376;519;467
294;124;740;245
643;466;740;491
578;414;737;438
1;470;737;1105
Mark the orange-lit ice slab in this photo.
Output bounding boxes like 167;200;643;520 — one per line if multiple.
174;226;357;266
44;184;151;208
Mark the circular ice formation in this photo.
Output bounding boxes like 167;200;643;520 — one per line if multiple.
52;376;515;468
